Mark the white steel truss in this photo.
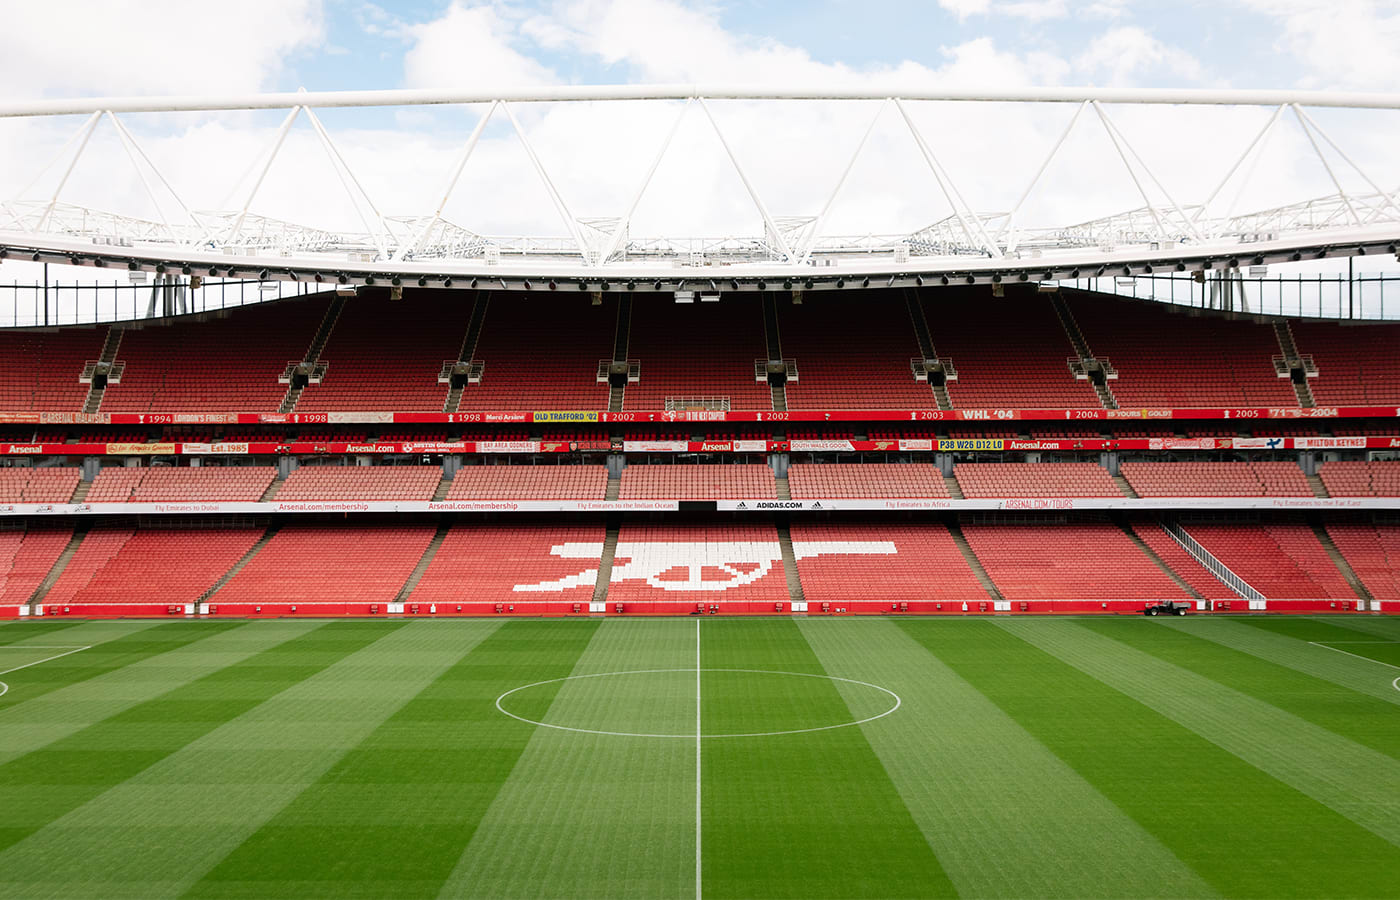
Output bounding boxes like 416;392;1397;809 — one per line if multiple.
0;85;1397;281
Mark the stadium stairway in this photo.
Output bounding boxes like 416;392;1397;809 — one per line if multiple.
775;473;792;501
199;524;279;604
1273;322;1317;408
760;293;789;411
432;479;452;502
81;327;122;414
443;290;488;413
69;479;92;503
1311;520;1374;602
25;522;89;612
1050;292;1118;410
947;521;1003;601
775;520;806;607
394;520;452;602
605;472;621;501
607;294;632;413
1118;520;1203;600
281;295;345;412
1306;473;1329;498
259;477;283;502
1113;475;1139;498
944;475;965;499
903;289;954;411
591;523;621;606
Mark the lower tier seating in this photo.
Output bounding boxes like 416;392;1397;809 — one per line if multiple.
787;463;949;499
0;523;72;604
790;520;989;604
410;522;605;603
445;466;608;500
607;521;789;604
954;462;1121;498
216;523;436;604
618;464;776;500
42;524;261;605
0;467;80;503
1128;519;1238;600
1182;522;1356;600
1318;461;1400;497
961;522;1191;600
86;466;276;503
1326;522;1400;600
276;466;442;501
1120;461;1312;497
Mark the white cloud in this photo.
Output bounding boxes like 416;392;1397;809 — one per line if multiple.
938;0;994;19
1234;0;1400;89
1075;26;1203;83
401;2;557;89
0;0;324;98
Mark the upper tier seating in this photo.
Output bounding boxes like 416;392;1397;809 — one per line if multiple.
1325;522;1400;600
458;294;613;410
607;520;789;604
790;520;989;604
0;523;73;605
101;297;329;412
1291;321;1400;405
1182;522;1355;599
215;523;435;605
0;328;106;412
954;462;1121;498
61;525;264;605
777;293;937;409
297;291;471;411
86;466;276;503
961;522;1191;600
1318;461;1400;497
787;463;950;499
1069;294;1298;407
623;295;771;410
1120;461;1312;497
1129;519;1237;600
445;465;608;500
409;522;605;604
276;466;442;501
0;467;80;502
921;289;1101;408
617;464;776;500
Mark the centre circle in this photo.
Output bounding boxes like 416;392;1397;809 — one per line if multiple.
495;668;900;738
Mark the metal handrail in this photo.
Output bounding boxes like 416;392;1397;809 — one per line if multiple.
1162;520;1264;601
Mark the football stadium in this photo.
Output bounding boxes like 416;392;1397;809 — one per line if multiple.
1;32;1400;899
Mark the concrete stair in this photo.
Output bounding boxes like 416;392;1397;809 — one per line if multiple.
1119;520;1202;599
775;521;806;608
259;478;284;501
200;524;281;604
1113;474;1139;498
1306;473;1329;498
944;475;965;499
591;524;621;605
947;522;1003;602
27;524;90;611
775;474;792;501
82;327;123;413
395;521;452;602
432;479;452;502
1312;521;1373;603
281;295;345;412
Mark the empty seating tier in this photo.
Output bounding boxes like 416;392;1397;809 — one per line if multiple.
1318;461;1400;497
0;468;80;503
86;466;276;503
1291;321;1400;405
297;291;471;411
618;464;776;500
1129;519;1237;600
787;463;950;499
778;293;936;409
1120;461;1312;497
215;522;436;605
0;523;73;605
445;466;608;500
623;295;772;410
1182;522;1356;600
457;294;613;411
57;525;264;605
607;521;789;604
0;328;106;412
791;520;989;604
954;462;1121;498
921;289;1101;408
1325;522;1400;600
961;522;1191;600
410;522;605;604
276;466;442;501
101;297;329;412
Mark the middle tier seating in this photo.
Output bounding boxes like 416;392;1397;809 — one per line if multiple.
445;465;608;500
961;522;1191;600
1318;461;1400;496
276;466;442;501
86;466;276;502
410;522;605;604
954;462;1121;498
0;467;80;503
787;463;950;499
1120;461;1312;497
215;522;436;605
618;464;776;500
790;520;989;604
1182;522;1357;599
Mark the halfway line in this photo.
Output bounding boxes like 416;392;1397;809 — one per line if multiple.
695;617;702;900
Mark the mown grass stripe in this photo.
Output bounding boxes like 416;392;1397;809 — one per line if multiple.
187;619;599;900
996;619;1400;867
810;619;1215;899
1080;618;1400;760
0;620;500;900
911;619;1400;898
440;619;695;900
700;618;955;900
1159;617;1400;706
0;620;393;859
1320;615;1400;641
0;621;238;716
0;620;89;644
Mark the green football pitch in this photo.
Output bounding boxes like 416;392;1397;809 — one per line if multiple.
1;615;1399;899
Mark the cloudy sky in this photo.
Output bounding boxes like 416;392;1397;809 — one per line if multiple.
0;0;1396;279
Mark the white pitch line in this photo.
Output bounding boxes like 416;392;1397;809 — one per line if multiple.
1308;641;1400;672
0;645;91;676
695;618;702;900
